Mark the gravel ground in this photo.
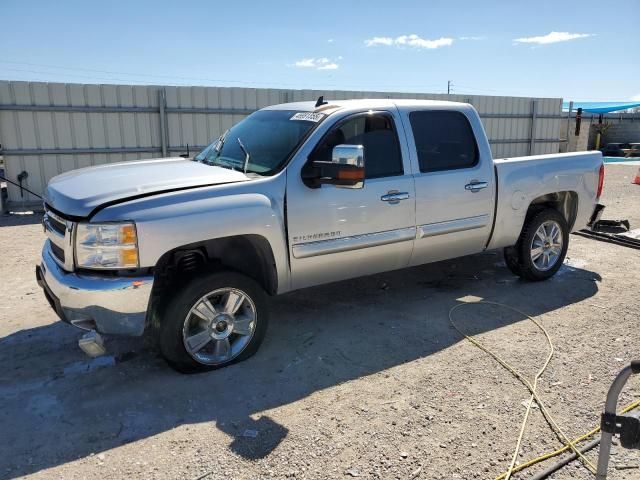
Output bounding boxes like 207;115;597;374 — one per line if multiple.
0;164;639;480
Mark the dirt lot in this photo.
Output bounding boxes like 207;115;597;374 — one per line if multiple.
1;164;639;480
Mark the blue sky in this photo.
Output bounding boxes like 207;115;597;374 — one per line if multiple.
1;0;638;101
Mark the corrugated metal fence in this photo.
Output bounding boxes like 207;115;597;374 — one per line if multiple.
0;80;564;210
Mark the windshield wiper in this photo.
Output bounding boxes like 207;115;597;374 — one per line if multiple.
236;137;251;174
215;129;229;155
213;159;239;171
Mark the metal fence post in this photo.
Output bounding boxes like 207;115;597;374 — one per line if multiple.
158;88;168;158
567;101;573;142
0;181;5;213
529;99;537;155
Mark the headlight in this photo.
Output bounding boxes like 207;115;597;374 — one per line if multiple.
75;222;139;269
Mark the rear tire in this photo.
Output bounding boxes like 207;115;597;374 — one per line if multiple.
158;271;269;373
503;208;569;281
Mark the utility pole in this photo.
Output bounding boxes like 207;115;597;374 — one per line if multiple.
447;80;451;95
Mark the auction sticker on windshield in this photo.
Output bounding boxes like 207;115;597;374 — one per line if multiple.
290;112;324;122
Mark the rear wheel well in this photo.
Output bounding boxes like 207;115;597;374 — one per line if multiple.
526;191;578;231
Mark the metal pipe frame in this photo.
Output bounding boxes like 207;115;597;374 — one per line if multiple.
1;140;566;156
0;146;213;156
0;103;561;119
529;99;538;155
596;364;635;479
563;111;639;121
0;104;258;115
158;89;168;158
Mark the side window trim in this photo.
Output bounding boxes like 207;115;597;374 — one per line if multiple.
409;110;480;174
309;110;405;179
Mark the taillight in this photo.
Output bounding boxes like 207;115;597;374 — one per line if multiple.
596;163;605;199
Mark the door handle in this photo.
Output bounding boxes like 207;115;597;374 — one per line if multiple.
465;181;488;192
381;191;410;203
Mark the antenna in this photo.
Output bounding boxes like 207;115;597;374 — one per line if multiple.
315;95;328;107
179;144;190;159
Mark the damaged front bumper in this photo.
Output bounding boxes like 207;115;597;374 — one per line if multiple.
35;242;153;336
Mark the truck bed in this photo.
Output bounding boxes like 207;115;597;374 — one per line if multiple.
488;151;603;250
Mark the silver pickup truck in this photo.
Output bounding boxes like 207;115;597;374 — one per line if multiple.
36;98;604;372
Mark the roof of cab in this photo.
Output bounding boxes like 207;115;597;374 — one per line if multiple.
263;98;471;114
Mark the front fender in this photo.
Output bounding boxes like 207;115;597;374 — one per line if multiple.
92;176;290;292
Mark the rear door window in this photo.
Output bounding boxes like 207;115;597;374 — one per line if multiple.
409;111;479;173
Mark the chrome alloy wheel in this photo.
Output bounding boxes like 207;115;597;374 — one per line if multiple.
182;287;257;365
530;220;563;271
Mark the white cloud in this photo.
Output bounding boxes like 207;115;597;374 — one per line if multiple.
459;36;485;41
365;34;453;49
631;94;640;101
318;62;339;70
513;31;594;45
293;57;339;70
327;38;334;43
294;58;316;68
365;36;394;47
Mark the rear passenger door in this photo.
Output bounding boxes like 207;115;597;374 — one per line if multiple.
402;109;495;265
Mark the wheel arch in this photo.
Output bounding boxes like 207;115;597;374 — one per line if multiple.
151;234;278;295
526;191;579;231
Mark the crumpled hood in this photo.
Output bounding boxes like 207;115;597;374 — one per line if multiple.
45;157;249;218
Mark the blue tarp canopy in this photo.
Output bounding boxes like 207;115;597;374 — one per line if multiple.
562;101;640;113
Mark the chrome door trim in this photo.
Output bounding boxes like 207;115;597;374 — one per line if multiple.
417;214;489;238
292;227;415;259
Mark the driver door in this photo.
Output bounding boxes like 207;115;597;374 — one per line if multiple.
286;110;416;290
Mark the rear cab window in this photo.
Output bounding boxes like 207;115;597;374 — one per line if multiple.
409;111;479;173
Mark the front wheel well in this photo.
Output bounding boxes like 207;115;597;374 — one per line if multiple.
526;191;579;231
146;235;278;333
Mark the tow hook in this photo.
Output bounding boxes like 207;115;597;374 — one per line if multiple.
78;330;107;357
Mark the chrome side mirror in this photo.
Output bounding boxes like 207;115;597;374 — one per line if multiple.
301;144;365;189
329;144;365;189
332;144;364;167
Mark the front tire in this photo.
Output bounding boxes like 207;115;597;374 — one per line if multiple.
158;271;269;373
503;208;569;281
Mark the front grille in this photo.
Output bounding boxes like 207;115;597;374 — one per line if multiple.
47;214;66;236
50;242;65;262
44;207;75;271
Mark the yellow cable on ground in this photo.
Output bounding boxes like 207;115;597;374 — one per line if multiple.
448;301;597;479
494;399;640;480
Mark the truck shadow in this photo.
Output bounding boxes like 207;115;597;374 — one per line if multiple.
0;251;601;478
